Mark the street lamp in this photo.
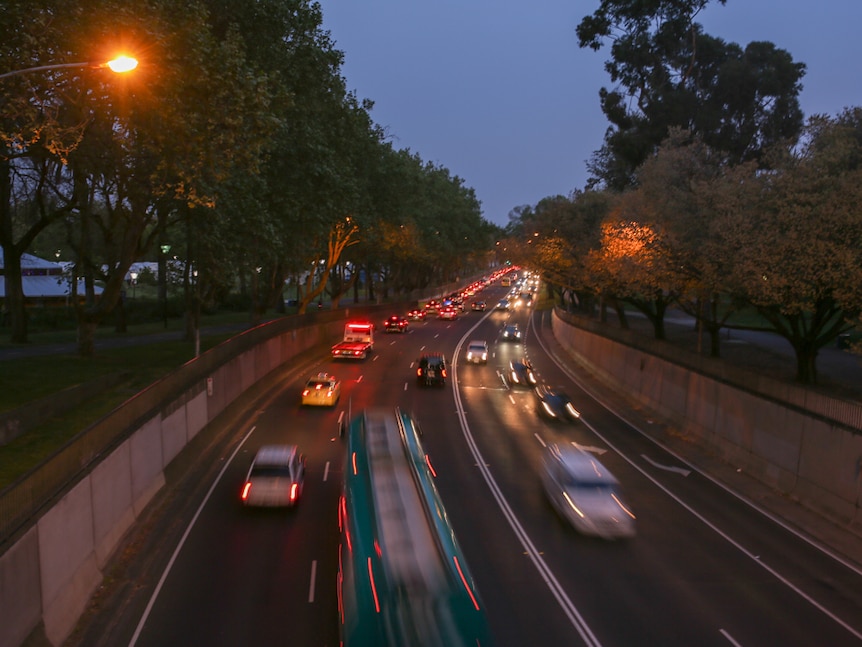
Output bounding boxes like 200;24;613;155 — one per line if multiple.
0;55;138;81
160;244;172;328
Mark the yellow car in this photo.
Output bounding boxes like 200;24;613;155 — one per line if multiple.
301;373;341;407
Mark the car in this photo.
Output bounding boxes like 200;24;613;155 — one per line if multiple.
438;306;458;320
406;308;426;321
513;292;533;308
301;373;341;406
535;384;581;421
465;340;489;364
240;445;306;507
541;443;635;539
509;359;537;386
495;299;510;310
383;314;409;333
471;300;487;312
424;300;441;313
417;353;447;386
501;324;521;341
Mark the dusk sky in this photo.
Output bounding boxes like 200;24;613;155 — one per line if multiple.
316;1;862;227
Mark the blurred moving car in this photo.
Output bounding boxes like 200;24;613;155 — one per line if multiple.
407;308;426;321
495;299;510;311
301;372;341;407
383;314;409;333
241;445;306;507
501;324;521;341
417;353;447;386
471;300;487;312
438;306;458;320
541;443;635;539
509;359;537;386
535;384;580;421
465;340;489;364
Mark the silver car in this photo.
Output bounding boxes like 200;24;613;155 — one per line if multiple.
541;444;635;539
241;445;306;507
465;340;489;364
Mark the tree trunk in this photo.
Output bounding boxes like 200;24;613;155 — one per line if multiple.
77;319;98;357
2;246;28;343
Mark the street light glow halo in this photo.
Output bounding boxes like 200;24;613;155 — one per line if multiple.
106;56;138;73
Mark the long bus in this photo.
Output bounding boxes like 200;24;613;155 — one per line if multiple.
338;408;494;647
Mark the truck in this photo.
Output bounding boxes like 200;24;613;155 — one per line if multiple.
331;321;374;360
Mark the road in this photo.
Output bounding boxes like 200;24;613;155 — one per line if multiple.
68;280;862;647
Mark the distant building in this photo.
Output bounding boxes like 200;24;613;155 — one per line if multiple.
0;250;102;304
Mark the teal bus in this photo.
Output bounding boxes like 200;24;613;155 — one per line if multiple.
337;408;494;647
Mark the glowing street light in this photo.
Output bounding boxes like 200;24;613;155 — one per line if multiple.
0;55;138;81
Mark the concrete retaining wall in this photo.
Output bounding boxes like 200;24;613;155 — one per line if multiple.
0;316;346;647
551;310;862;531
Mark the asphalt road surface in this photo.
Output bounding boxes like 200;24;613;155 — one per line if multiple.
67;282;862;647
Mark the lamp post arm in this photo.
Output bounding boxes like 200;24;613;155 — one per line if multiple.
0;57;136;81
0;61;96;81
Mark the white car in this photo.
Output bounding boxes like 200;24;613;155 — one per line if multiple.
465;340;489;364
241;445;306;507
541;444;635;539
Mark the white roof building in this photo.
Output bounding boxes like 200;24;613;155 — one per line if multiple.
0;250;102;300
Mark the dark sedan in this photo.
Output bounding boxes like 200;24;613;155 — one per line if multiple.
535;385;581;421
509;359;537;387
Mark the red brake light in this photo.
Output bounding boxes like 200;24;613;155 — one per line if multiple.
441;369;447;378
417;367;423;376
290;483;299;502
241;482;252;500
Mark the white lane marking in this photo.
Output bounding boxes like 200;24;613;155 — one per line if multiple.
720;629;743;646
572;442;607;456
308;560;318;603
532;311;862;641
497;370;509;389
129;425;258;647
509;394;516;405
641;454;690;476
450;323;602;647
323;461;331;482
404;382;409;391
534;433;547;447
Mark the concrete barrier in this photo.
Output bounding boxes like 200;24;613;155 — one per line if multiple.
551;309;862;530
0;310;364;646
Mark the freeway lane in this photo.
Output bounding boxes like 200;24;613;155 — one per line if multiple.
433;301;862;646
74;278;862;647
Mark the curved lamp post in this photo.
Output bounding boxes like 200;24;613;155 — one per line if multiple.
0;55;138;81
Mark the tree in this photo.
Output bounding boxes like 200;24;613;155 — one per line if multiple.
577;0;805;189
723;113;862;383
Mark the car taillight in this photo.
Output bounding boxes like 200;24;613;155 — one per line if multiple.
241;482;252;500
441;369;447;378
302;389;310;397
290;483;299;502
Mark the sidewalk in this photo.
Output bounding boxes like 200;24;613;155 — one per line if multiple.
0;323;252;362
